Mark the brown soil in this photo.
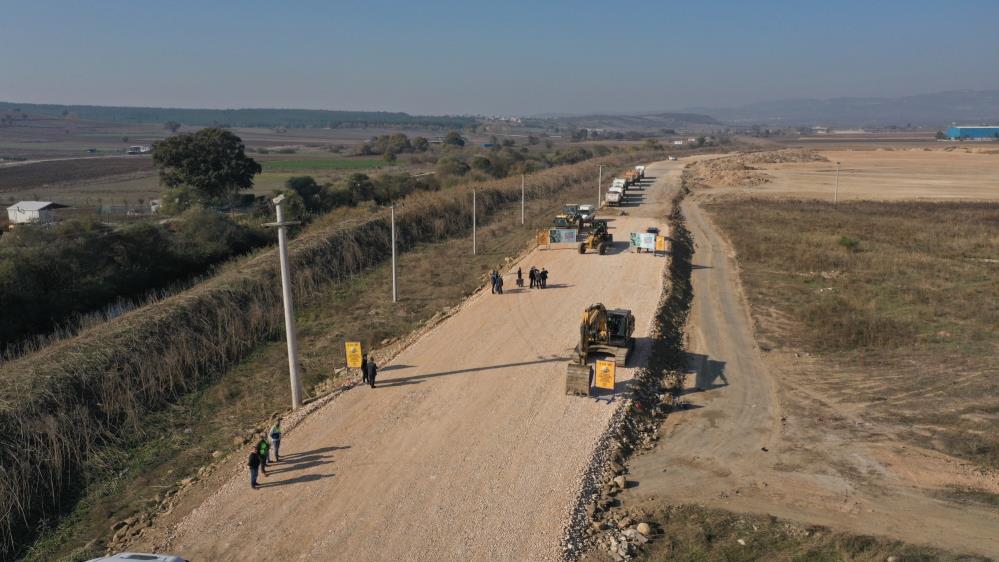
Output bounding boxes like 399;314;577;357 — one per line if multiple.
614;195;999;559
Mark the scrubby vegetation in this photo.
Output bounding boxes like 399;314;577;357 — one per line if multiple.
0;210;269;353
705;199;999;468
636;505;980;562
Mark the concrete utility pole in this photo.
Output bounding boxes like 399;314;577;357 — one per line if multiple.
391;204;398;302
597;164;605;207
472;189;477;255
521;174;525;225
834;161;841;204
267;194;303;409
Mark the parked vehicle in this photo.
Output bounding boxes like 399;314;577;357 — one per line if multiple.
611;178;628;192
577;204;596;225
634;165;646;180
605;186;624;206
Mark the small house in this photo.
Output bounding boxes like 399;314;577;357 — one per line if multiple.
6;201;67;225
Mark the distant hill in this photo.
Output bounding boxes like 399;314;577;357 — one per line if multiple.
0;101;476;129
547;112;722;131
685;90;999;127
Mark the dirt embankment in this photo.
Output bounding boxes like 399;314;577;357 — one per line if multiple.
684;149;828;188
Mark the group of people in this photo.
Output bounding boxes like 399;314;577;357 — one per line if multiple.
489;270;505;294
247;417;283;489
526;266;549;289
360;354;378;388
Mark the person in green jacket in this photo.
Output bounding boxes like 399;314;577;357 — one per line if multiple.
256;436;270;475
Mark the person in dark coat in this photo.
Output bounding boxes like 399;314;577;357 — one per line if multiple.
490;270;498;294
364;357;378;388
529;267;537;288
540;268;549;289
495;274;504;294
516;267;523;287
361;354;369;385
248;447;262;489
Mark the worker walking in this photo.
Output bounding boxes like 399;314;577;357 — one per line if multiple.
269;417;283;462
364;356;378;388
248;446;262;489
256;435;270;476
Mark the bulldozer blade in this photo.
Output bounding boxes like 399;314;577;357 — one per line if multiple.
565;362;592;396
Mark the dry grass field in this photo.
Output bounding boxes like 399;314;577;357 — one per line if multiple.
698;147;999;201
703;198;999;469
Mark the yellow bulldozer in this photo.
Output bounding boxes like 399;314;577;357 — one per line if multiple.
578;219;612;255
566;303;636;396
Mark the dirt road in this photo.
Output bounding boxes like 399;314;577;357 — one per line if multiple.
139;161;684;561
619;197;999;557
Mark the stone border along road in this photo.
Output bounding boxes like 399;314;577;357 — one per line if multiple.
132;159;688;562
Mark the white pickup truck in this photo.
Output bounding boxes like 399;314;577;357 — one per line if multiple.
605;186;624;206
611;178;628;193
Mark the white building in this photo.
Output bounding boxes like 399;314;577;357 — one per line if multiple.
7;201;64;225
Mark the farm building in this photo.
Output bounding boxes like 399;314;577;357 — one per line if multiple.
6;201;66;225
946;126;999;140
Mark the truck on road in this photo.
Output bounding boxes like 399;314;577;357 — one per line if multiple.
605;186;624;206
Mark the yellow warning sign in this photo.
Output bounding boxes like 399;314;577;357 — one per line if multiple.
655;235;668;253
345;341;363;369
594;360;616;390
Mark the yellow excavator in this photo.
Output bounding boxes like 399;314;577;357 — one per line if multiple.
566;304;636;395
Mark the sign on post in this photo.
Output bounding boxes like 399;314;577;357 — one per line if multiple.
594;360;616;390
549;228;579;244
629;232;656;251
655;235;668;253
345;341;364;368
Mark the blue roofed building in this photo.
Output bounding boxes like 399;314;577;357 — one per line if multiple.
945;126;999;140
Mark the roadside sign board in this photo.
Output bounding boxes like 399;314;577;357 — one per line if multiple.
594;360;616;390
537;230;549;246
655;235;668;253
629;232;656;250
549;228;578;244
345;341;363;368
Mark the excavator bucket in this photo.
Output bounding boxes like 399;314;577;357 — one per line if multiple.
565;362;592;396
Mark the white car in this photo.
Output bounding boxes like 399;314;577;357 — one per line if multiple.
578;204;595;222
667;155;678;161
87;554;189;562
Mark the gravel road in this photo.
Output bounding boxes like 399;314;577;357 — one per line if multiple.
144;160;685;561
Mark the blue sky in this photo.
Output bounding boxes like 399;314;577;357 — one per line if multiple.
2;0;997;115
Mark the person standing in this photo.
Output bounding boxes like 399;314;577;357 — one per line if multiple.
256;436;270;476
540;268;549;289
365;356;378;388
496;274;504;294
361;354;369;385
490;270;498;294
516;267;523;287
529;267;537;288
248;446;262;489
269;418;283;462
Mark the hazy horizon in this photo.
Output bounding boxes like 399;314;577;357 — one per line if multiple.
3;0;998;116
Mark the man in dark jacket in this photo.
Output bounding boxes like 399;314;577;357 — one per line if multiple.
248;447;262;489
540;268;549;289
529;267;537;288
365;357;378;388
361;354;369;385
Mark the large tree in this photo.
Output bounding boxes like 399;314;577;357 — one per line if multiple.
152;127;261;208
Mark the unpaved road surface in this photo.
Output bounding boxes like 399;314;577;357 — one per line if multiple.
619;196;999;557
139;160;684;561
